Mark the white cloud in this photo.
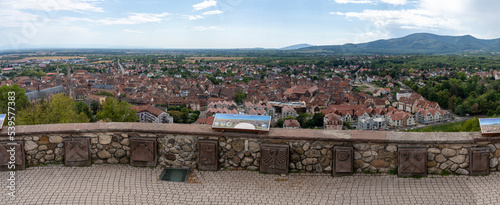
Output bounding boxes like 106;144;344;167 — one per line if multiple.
193;26;222;31
334;0;373;4
356;30;390;42
334;9;460;30
193;0;217;11
380;0;407;5
332;0;475;33
123;29;145;34
0;9;40;28
0;0;105;28
184;15;205;20
334;0;407;5
202;10;223;15
77;12;171;25
331;0;500;40
3;0;104;13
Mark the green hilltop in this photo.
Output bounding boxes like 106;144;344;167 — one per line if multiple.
299;33;500;55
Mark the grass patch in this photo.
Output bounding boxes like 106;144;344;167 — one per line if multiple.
352;85;370;93
389;168;398;175
362;170;372;174
440;170;450;176
403;117;480;132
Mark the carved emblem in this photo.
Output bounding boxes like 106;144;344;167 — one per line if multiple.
0;141;25;171
398;147;426;177
198;140;218;170
337;151;349;161
260;144;289;174
64;138;91;166
470;147;489;176
130;138;157;167
131;144;154;161
333;146;353;176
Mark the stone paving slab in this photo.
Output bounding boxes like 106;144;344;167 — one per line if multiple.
0;165;498;205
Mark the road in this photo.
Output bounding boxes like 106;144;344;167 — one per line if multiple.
117;58;126;74
1;164;497;204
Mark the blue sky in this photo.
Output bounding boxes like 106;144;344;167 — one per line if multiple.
1;0;500;49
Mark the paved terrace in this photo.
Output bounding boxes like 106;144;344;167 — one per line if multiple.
0;164;499;205
0;123;486;143
1;123;499;204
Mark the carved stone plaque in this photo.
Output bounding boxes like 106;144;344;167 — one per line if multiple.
64;138;91;166
398;147;427;177
198;140;218;171
333;146;353;176
469;147;489;176
260;144;289;174
130;137;157;167
0;141;25;171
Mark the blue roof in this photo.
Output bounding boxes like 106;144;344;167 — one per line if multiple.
92;84;114;90
25;86;66;101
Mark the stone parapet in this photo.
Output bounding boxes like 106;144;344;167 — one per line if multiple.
1;123;499;175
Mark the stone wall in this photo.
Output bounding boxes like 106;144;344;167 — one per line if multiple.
1;123;500;176
23;135;64;165
219;137;261;171
158;134;197;168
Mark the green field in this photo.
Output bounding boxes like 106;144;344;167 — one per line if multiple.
403;117;480;132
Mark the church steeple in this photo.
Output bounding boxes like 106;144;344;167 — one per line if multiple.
56;65;61;86
66;67;73;98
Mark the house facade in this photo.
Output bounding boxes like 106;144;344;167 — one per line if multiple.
324;113;343;130
415;109;450;124
134;105;174;123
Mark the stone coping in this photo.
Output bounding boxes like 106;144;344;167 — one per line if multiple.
0;122;497;144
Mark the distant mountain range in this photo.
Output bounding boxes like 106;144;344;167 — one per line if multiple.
280;44;313;50
295;33;500;54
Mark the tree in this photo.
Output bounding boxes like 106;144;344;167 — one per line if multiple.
234;90;246;104
275;118;284;128
461;117;480;132
90;100;100;115
448;96;456;112
17;99;49;125
454;105;469;116
343;121;352;130
96;97;137;122
167;110;182;123
470;103;480;114
0;84;29;115
296;113;310;128
301;112;324;128
189;113;199;123
95;91;115;97
457;71;467;81
310;112;325;128
437;91;449;109
487;110;495;117
75;101;94;122
17;93;90;125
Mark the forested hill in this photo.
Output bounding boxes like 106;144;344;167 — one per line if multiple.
299;33;500;54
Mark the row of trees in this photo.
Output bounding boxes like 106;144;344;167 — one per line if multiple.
275;113;325;129
166;106;200;124
17;93;137;125
405;75;500;116
1;84;137;125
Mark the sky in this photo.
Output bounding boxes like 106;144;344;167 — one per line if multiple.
1;0;500;49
